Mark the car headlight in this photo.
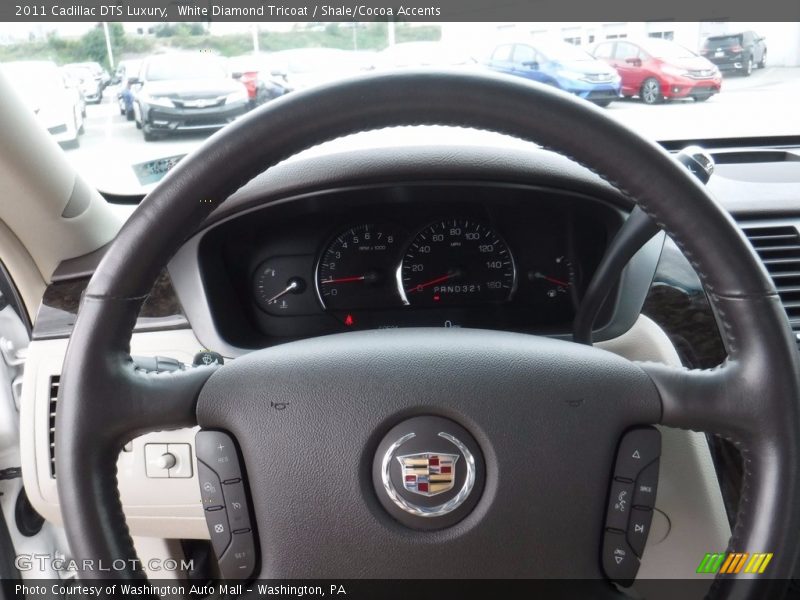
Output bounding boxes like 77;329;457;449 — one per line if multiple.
557;70;586;82
660;65;688;77
225;89;248;105
139;92;175;108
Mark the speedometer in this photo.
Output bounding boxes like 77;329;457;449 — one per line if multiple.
399;219;516;307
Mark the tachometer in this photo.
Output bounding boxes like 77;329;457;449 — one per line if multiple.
316;223;405;310
399;219;516;307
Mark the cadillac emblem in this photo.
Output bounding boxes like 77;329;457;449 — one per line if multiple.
380;431;476;518
398;452;459;496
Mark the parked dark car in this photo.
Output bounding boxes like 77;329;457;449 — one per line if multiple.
131;53;249;141
701;32;767;76
487;40;621;107
592;38;721;104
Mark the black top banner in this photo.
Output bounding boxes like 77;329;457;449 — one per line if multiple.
3;0;800;22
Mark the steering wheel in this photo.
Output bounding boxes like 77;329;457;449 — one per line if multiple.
56;71;800;598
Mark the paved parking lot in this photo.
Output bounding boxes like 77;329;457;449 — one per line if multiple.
63;66;800;194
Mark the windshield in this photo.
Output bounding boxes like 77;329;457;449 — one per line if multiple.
540;42;596;62
704;35;743;48
639;38;698;59
144;55;228;81
64;66;93;81
0;20;796;196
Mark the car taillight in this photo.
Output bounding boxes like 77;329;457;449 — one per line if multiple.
731;45;744;53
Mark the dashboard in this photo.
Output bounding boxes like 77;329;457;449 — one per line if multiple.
194;183;622;348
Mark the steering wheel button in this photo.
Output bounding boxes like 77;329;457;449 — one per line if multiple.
204;506;232;557
627;507;654;557
602;530;639;587
606;479;635;531
632;460;660;508
198;460;225;510
219;530;257;580
614;427;661;481
222;481;251;532
195;430;243;483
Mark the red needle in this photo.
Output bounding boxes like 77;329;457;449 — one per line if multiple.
407;273;456;293
321;275;366;284
536;273;570;287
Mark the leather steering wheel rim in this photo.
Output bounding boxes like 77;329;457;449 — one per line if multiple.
57;70;800;598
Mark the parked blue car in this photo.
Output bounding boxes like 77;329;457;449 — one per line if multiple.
487;41;621;106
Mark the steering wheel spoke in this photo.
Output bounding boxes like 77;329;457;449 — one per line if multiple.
639;361;749;438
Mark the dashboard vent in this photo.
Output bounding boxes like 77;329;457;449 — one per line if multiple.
742;224;800;342
48;375;59;478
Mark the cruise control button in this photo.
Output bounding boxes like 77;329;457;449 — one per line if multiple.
195;430;242;483
633;460;659;508
204;506;231;557
615;427;661;481
606;479;634;531
198;461;224;510
627;507;654;557
602;530;639;587
219;530;257;579
222;480;252;532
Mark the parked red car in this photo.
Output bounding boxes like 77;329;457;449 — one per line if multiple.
592;38;721;104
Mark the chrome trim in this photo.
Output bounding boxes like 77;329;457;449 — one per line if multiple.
380;431;477;518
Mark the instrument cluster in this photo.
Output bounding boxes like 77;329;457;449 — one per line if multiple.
197;183;619;346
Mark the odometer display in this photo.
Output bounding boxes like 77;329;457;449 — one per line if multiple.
399;219;516;307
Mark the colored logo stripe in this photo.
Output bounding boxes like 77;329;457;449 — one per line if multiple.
697;552;773;574
744;553;773;574
697;553;726;574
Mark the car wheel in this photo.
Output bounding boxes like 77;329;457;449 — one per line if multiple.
693;94;712;102
65;117;80;149
759;52;767;69
640;78;662;104
744;57;753;76
142;122;159;142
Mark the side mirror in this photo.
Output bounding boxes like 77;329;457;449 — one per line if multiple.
522;60;540;70
232;72;243;80
625;57;642;67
